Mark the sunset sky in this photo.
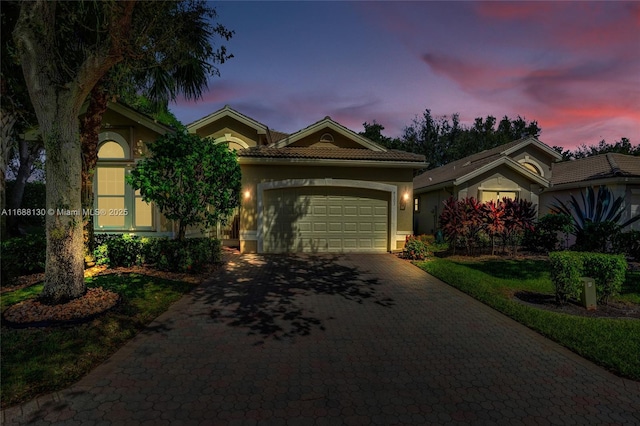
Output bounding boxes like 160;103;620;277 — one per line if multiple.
171;1;640;151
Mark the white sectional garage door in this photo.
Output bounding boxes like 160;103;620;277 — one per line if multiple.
263;187;388;253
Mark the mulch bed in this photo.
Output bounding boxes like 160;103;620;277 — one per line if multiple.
1;256;227;328
513;291;640;319
3;287;120;327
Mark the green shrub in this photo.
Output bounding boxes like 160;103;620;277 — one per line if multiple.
153;238;221;273
549;252;583;304
402;236;431;260
0;234;47;283
614;230;640;261
574;221;621;253
93;235;221;273
581;252;627;304
93;234;142;267
523;213;573;253
549;251;627;305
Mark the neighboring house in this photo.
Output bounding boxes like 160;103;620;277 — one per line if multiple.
92;101;175;236
93;103;426;253
413;137;562;234
540;153;640;231
413;136;640;235
188;106;426;253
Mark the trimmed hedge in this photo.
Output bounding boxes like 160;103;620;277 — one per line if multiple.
549;251;627;304
93;234;221;273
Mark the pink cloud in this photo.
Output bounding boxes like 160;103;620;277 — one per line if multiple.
475;1;557;21
421;52;525;93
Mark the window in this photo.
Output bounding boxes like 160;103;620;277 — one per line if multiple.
95;136;153;230
522;162;541;175
480;190;518;203
319;133;334;143
414;197;420;212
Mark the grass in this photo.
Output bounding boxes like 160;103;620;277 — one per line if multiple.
416;257;640;381
0;274;193;408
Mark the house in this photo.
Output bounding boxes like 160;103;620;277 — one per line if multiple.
540;153;640;231
413;136;640;235
187;106;426;253
412;136;562;234
94;103;427;253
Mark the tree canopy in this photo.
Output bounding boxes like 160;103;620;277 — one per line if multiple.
127;132;241;241
9;0;232;303
553;138;640;161
360;111;541;170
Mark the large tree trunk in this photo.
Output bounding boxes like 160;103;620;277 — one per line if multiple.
80;83;109;261
39;103;86;303
13;0;135;304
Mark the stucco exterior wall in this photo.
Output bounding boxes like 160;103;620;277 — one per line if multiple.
508;146;555;178
289;130;366;149
463;165;541;205
192;116;264;146
414;188;453;235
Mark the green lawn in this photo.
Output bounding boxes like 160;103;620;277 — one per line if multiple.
1;274;193;408
416;258;640;381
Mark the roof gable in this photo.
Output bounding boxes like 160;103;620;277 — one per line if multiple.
186;105;269;136
269;117;387;152
414;136;559;191
86;101;174;136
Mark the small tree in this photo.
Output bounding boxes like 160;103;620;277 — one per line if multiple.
483;200;505;255
501;198;536;255
127;132;241;240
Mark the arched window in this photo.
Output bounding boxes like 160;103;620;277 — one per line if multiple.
518;157;544;177
319;133;334;143
95;133;152;230
522;162;541;175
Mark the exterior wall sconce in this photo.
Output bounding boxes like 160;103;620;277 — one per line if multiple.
400;192;410;210
243;190;251;200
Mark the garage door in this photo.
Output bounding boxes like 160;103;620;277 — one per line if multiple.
263;186;388;253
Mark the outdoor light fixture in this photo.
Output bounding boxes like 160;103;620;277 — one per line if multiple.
400;192;409;210
244;190;251;200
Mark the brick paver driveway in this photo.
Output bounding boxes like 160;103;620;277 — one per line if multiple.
4;253;640;425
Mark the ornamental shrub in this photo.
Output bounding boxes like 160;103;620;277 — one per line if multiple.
549;251;583;304
574;221;621;253
523;213;573;253
152;238;221;273
549;251;627;305
402;235;431;260
105;235;142;267
580;252;627;304
93;234;142;267
93;236;221;272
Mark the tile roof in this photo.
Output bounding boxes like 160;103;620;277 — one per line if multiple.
413;137;537;189
267;129;289;144
237;146;426;162
551;153;640;186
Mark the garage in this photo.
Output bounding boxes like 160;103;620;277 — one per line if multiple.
262;186;388;253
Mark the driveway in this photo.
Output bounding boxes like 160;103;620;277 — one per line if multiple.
3;253;640;425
